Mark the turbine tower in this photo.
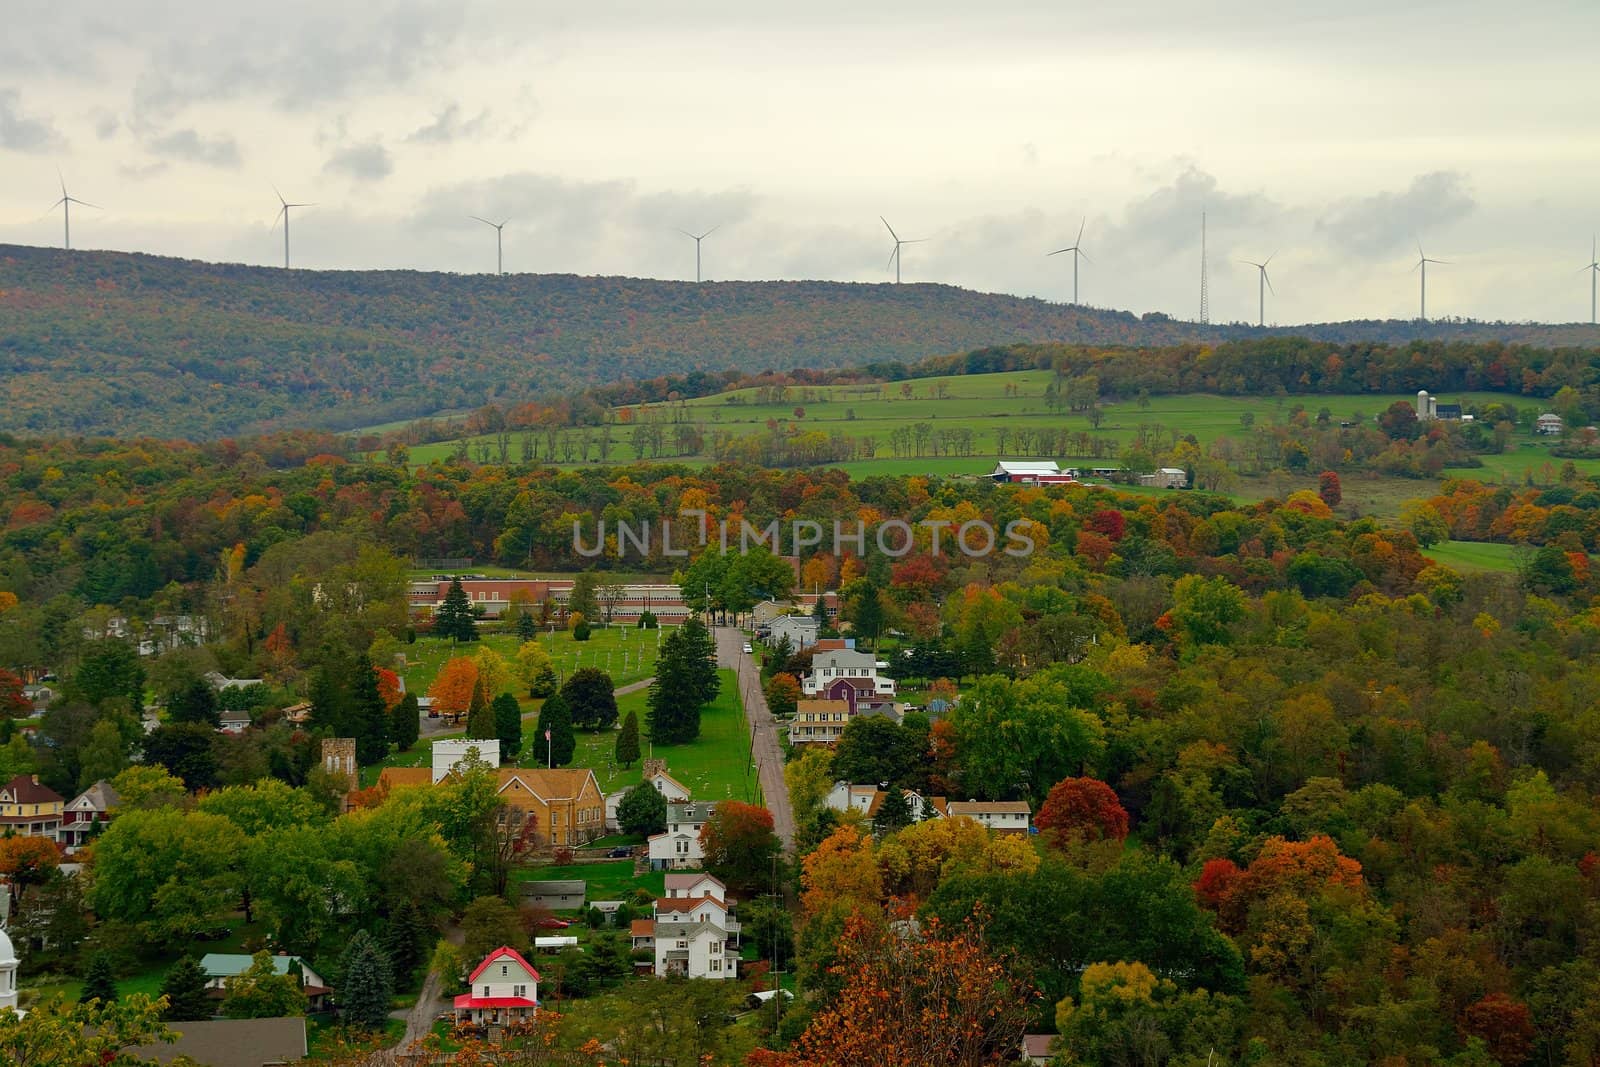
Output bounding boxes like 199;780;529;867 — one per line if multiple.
50;171;98;251
1413;242;1447;322
1582;235;1599;326
1198;211;1210;325
676;226;718;283
1047;218;1090;304
881;216;927;284
271;186;315;270
1240;253;1276;327
471;216;509;276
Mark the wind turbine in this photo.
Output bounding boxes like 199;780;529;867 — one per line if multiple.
676;226;718;283
1047;218;1090;304
471;216;509;276
271;186;315;270
1582;235;1599;326
1413;242;1447;322
881;216;927;284
1240;253;1276;327
50;171;98;251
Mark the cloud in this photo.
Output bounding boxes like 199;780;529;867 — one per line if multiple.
406;104;490;144
1114;165;1283;256
0;89;63;152
146;128;241;168
1317;171;1475;257
323;142;393;182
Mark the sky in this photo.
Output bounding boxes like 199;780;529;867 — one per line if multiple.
3;0;1600;326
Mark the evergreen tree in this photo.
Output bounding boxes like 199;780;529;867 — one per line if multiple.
465;684;496;743
79;952;119;1004
436;577;478;643
390;692;420;752
515;611;538;641
160;956;212;1021
873;786;914;836
678;618;720;704
615;710;641;768
561;668;618;730
492;692;523;757
166;677;219;726
351;656;390;765
339;930;394;1033
308;662;352;736
646;621;718;744
616;781;668;836
534;693;576;767
384;902;429;988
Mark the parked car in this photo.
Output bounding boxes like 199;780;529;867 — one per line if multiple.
742;643;753;654
606;846;633;858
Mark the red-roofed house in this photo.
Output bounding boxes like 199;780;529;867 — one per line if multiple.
0;775;64;840
454;947;539;1027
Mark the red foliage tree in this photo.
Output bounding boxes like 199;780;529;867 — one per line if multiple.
374;666;402;710
1318;470;1343;508
1035;776;1130;844
1459;993;1535;1066
700;801;781;893
0;669;29;718
1193;858;1244;914
1086;509;1127;542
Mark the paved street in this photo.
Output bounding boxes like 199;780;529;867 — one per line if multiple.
716;626;795;851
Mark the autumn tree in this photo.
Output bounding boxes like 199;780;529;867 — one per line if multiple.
0;994;179;1067
764;672;800;718
0;669;28;718
1459;993;1535;1066
427;656;479;722
0;834;61;911
795;914;1032;1067
1318;469;1343;507
700;801;781;893
1035;776;1130;845
515;640;558;697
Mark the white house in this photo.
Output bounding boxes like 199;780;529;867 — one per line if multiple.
1140;468;1189;490
1537;413;1565;435
663;872;728;901
802;649;895;699
766;615;820;650
824;782;946;823
454;946;539;1027
431;739;501;782
988;461;1077;485
646;801;716;870
646;768;692;803
946;801;1033;835
199;953;331;1011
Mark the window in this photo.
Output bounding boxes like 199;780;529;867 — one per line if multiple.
501;965;508;976
710;958;721;972
483;986;491;997
514;984;526;997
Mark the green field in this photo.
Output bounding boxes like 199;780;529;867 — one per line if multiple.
378;370;1583;521
1422;541;1525;574
399;626;665;699
516;861;665;905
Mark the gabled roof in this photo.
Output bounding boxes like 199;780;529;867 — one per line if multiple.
631;918;656;938
655;895;729;916
68;780;120;812
524;880;586;897
0;775;64;805
948;800;1032;815
649;769;691;797
992;461;1062;475
468;946;541;984
126;1018;308;1067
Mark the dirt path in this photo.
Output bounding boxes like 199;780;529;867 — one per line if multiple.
394;925;463;1049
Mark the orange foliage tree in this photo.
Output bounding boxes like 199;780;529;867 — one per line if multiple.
1459;993;1535;1066
794;913;1034;1067
374;666;402;711
0;835;61;908
428;657;480;720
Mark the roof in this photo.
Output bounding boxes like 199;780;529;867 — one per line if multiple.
649;769;691;796
664;872;725;892
455;994;539;1009
125;1017;308;1067
796;698;851;714
631;918;656;937
377;766;602;801
0;775;64;805
948;801;1032;815
69;780;120;811
1022;1034;1056;1060
468;946;541;984
199;953;310;979
992;461;1062;475
656;895;728;915
1158;467;1186;475
524;880;586;897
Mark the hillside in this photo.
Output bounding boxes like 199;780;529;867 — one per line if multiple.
3;243;1598;438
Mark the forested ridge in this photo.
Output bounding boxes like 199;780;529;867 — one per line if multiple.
4;243;1599;439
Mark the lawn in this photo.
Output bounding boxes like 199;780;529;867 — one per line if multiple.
1423;540;1525;574
515;861;664;905
398;625;665;701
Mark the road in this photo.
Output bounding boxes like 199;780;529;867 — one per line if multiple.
716;626;794;851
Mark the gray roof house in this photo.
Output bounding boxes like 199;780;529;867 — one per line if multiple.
522;879;587;910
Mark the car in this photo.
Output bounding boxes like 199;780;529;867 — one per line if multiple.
606;846;633;858
535;918;572;929
742;643;753;654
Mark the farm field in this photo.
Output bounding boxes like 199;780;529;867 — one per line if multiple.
398;625;665;699
1422;540;1524;574
381;370;1574;520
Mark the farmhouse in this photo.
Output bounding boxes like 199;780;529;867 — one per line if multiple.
801;648;895;699
629;876;741;980
765;614;820;650
0;775;63;840
199;953;331;1011
455;946;539;1027
646;801;718;870
1537;413;1564;435
60;779;119;851
1140;467;1189;489
946;800;1033;834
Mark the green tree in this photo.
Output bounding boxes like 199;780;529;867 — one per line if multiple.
492;692;523;757
615;710;641;768
71;641;145;709
435;577;478;643
465;684;496;742
833;717;923;790
339;930;394;1033
88;808;245;946
515;611;538;641
567;571;600;623
0;994;179;1067
389;692;420;752
617;781;668;836
79;951;119;1004
221;950;308;1018
159;955;212;1021
534;693;576;767
1170;574;1248;647
1401;500;1450;549
460;895;523;966
647;621;719;745
945;670;1106;805
142;722;220;791
561;668;618;730
77;718;130;791
351;655;391;764
307;661;352;736
166;677;219;726
515;640;558;697
383;902;430;988
872;786;913;836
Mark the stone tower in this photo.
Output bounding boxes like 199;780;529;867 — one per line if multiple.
320;737;358;799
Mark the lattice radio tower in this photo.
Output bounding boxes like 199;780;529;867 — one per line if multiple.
1198;210;1210;324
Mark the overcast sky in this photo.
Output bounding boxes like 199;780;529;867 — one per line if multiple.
3;0;1599;325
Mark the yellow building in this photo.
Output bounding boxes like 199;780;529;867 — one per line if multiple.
378;766;606;847
0;775;65;840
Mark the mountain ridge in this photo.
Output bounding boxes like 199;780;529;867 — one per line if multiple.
3;243;1597;439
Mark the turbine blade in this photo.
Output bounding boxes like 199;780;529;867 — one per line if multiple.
699;225;719;239
1047;249;1071;256
1264;272;1275;295
70;198;100;210
1076;217;1085;245
471;215;496;227
1264;251;1277;267
273;184;286;206
887;247;899;271
675;228;695;239
1078;249;1091;264
880;216;899;242
903;238;929;245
